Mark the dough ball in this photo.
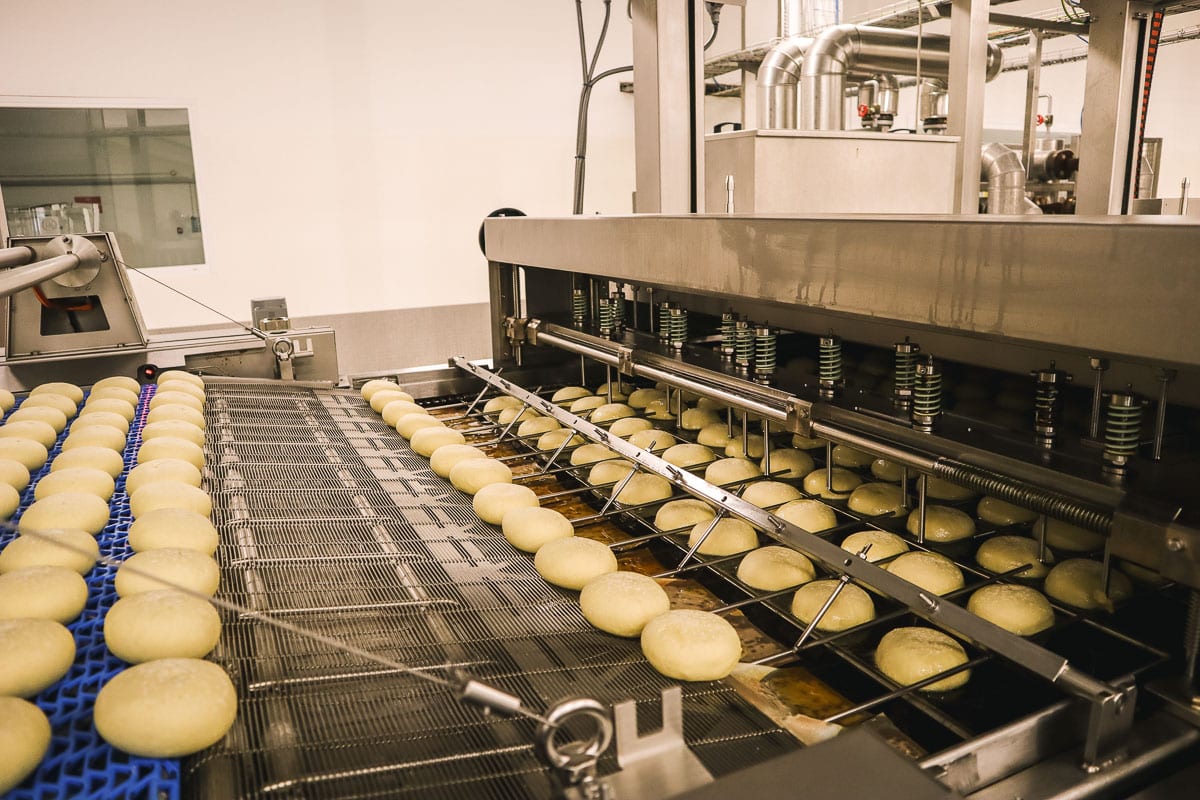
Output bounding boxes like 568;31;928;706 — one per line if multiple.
875;627;970;692
1044;559;1132;611
51;445;122;477
0;458;30;492
654;499;715;531
497;407;537;425
570;443;618;466
736;546;815;591
870;458;905;482
705;457;762;487
130;482;212;519
502;506;574;553
551;386;591;404
0;697;51;793
628;429;675;451
1044;519;1106;552
975;535;1054;579
87;386;140;407
126;458;203;495
369;389;413;414
381;399;424;427
662;443;716;468
472;483;539;525
569;395;607;414
0;529;98;574
137;437;204;470
680;408;720;431
641;610;741;681
0;565;89;623
395;414;444;440
0;618;75;696
0;438;48;471
517;416;560;438
360;379;401;402
482;395;522;414
776;499;838;533
0;389;13;412
977;496;1038;526
906;505;976;542
696;423;731;449
34;467;115;501
148;390;203;413
803;467;862;500
926;477;974;502
967;584;1054;636
115;548;220;598
94;658;236;757
104;590;221;663
643;399;675;420
8;406;67;434
534;537;618;590
587;459;635;486
20;492;111;536
614;474;672;506
848;483;905;517
791;580;876;631
741;480;802;509
608;417;652;438
627;388;666;409
594;381;633;402
725;435;765;460
156;381;205;405
0;483;17;519
886;551;964;595
0;420;57;449
449;458;512;495
25;393;77;419
536;429;584;452
31;381;84;404
429;445;486;478
792;434;827;450
580;571;670;637
409;426;466;457
840;530;909;562
688;517;758;556
157;370;204;389
80;397;136;422
63;425;127;453
146;403;205;430
127;509;219;556
141;420;204;448
761;448;814;479
93;375;142;394
591;403;635;423
831;445;872;468
70;410;130;436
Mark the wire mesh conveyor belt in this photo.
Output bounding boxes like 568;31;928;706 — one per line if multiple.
188;382;798;799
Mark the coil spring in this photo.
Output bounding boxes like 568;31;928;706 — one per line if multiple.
669;307;688;349
893;338;920;402
658;302;674;341
597;297;615;335
1104;390;1143;462
720;312;737;356
818;335;843;387
912;358;942;428
754;327;776;379
933;460;1113;533
610;290;624;330
571;288;587;326
734;321;754;368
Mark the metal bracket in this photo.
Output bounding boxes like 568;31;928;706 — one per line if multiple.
617;344;635;378
1082;675;1137;773
503;316;528;346
603;687;713;798
785;397;813;436
526;318;542;346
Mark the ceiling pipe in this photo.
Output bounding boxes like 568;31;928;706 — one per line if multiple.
981;142;1042;215
758;36;813;130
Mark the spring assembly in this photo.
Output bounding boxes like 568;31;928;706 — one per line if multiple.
597;297;615;337
720;312;737;357
734;321;754;369
571;288;587;327
1032;362;1071;448
754;327;777;383
1103;388;1144;475
912;357;942;432
658;302;674;342
818;334;843;397
609;289;625;331
668;307;688;350
893;337;920;406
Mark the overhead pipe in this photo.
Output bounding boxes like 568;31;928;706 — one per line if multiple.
981;142;1042;215
857;73;898;131
799;25;1003;131
758;36;813;129
918;78;950;133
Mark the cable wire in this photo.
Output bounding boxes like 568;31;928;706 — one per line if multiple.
115;256;266;340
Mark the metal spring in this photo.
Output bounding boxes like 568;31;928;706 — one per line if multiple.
1103;389;1143;469
912;357;942;430
932;460;1113;533
610;290;624;330
720;312;737;356
669;307;688;350
1033;363;1068;446
597;297;615;336
754;327;776;381
571;288;587;326
893;337;920;405
818;334;842;392
734;321;754;368
658;302;674;341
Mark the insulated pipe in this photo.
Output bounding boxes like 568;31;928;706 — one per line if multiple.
981;142;1043;215
799;25;1003;131
758;36;812;129
919;78;950;131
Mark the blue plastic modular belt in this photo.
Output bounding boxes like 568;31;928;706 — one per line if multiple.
3;384;182;800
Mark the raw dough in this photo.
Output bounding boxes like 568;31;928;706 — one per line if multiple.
679;408;719;431
0;458;30;492
761;448;814;479
587;459;635;486
146;404;205;430
925;477;974;501
115;548;220;597
0;483;17;519
497;407;537;425
975;535;1054;579
642;399;675;420
534;537;618;590
591;403;635;423
449;458;512;495
8;406;68;434
0;565;88;623
580;571;670;637
627;388;666;409
688;517;758;556
847;483;905;517
0;529;98;574
886;551;965;595
472;483;539;525
905;505;976;542
0;697;51;793
803;467;862;500
704;457;762;487
409;426;466;457
126;459;203;495
482;395;522;414
613;474;672;506
570;443;618;466
360;379;402;402
51;446;122;477
501;506;574;553
831;446;873;468
70;410;130;436
662;443;716;468
31;381;84;404
156;381;206;405
875;627;971;692
381;399;424;427
127;509;219;556
654;499;715;531
395;414;444;440
369;389;413;414
537;429;584;452
967;584;1055;636
1044;559;1132;611
840;530;910;562
429;445;486;478
593;381;633;402
141;420;205;448
104;589;221;663
87;386;140;407
130;482;212;519
736;546;815;591
20;492;111;536
725;435;765;460
80;397;136;422
608;417;652;438
0;438;48;471
157;370;204;389
137;437;205;470
63;425;127;453
628;429;675;451
640;610;741;681
551;386;591;404
0;389;13;412
791;434;827;450
791;580;876;631
517;416;560;438
740;481;802;509
0;618;75;696
870;459;905;482
976;496;1038;526
94;658;237;757
696;423;732;449
149;390;203;413
0;420;58;449
34;467;115;501
93;376;142;394
569;395;607;414
775;499;838;532
1044;519;1106;552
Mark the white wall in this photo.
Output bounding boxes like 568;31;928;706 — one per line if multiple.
1;0;637;329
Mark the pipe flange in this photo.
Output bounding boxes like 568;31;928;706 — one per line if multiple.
42;234;102;288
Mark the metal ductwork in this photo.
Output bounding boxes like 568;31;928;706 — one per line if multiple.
799;25;1003;131
758;37;813;130
981;142;1042;215
918;78;950;134
857;73;898;131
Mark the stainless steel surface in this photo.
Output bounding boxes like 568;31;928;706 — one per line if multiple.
980;142;1041;215
0;233;100;297
757;36;812;129
1022;29;1044;182
948;0;991;212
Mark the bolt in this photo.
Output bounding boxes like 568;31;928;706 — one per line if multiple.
1089;357;1109;371
1168;537;1186;552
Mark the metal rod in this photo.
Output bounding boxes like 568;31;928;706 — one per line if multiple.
825;440;835;491
762;418;772;476
0;252;81;298
1152;369;1175;461
917;474;928;544
675;510;728;571
1088;357;1109;440
1021;29;1044;181
822;654;991;725
599;468;638;514
900;465;910;509
0;244;35;270
741;410;750;458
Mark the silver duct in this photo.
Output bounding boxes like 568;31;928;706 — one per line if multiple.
758;37;813;129
857;73;899;131
981;142;1042;215
799;25;1003;131
918;78;950;133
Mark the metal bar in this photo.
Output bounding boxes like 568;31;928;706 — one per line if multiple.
823;654;992;725
600;468;639;514
676;510;728;570
0;252;80;297
1021;30;1044;181
989;12;1090;35
0;244;35;269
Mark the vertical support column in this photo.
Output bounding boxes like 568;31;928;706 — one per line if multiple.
632;0;704;213
488;260;517;365
1022;30;1044;180
1076;0;1150;215
947;0;990;213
